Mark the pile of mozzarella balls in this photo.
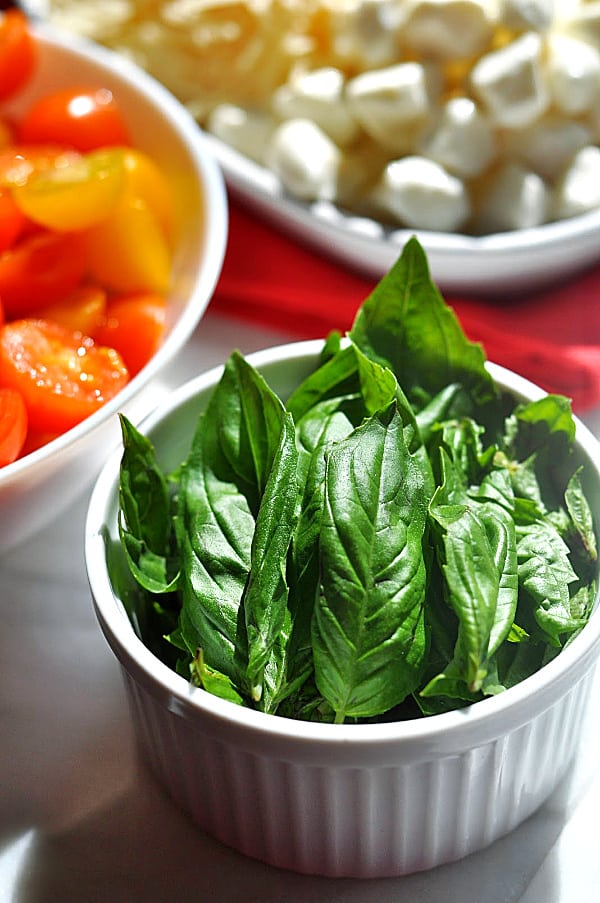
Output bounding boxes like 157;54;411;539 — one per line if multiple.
205;0;600;235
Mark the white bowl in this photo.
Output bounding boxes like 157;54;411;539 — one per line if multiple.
0;24;228;553
85;339;600;879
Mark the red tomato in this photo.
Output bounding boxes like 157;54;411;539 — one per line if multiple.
0;11;36;103
0;319;129;433
18;86;132;152
0;231;88;317
19;427;60;457
0;115;14;148
0;386;27;466
95;293;166;376
0;186;26;250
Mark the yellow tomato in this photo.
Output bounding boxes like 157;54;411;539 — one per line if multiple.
11;147;126;231
121;148;174;240
84;194;171;294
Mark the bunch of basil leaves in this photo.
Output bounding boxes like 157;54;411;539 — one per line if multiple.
117;238;598;723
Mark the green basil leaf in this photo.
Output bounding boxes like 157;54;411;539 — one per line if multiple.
215;350;289;515
428;450;517;691
288;401;355;690
191;649;246;705
118;527;179;594
244;412;299;708
565;467;598;563
118;414;171;554
348;236;496;412
516;521;580;644
313;403;429;721
175;352;289;690
286;344;359;422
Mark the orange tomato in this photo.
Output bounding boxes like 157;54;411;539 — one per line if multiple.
17;86;131;152
0;231;88;317
0;10;36;103
27;283;107;335
0;385;27;466
95;292;166;376
11;147;126;231
0;318;129;433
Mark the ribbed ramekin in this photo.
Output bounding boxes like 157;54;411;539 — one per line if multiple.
85;341;600;878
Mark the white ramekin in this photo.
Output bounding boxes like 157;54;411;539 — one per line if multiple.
85;340;600;878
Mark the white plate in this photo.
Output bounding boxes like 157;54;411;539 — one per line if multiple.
25;0;600;296
205;132;600;295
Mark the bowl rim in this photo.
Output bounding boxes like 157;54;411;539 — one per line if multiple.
85;339;600;754
0;22;229;489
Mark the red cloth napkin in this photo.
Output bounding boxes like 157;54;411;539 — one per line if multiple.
211;198;600;412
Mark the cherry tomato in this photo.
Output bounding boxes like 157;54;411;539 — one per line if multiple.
0;386;27;466
19;427;60;457
0;115;14;148
0;145;82;188
84;195;171;294
12;148;126;231
0;318;129;433
0;11;36;103
28;284;107;336
95;293;166;377
0;231;88;317
18;86;132;152
0;186;26;250
122;148;174;239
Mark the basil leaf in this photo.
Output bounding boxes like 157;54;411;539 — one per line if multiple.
565;467;598;564
313;403;429;721
429;498;498;692
216;350;289;515
244;412;299;708
288;401;355;687
175;352;288;691
286;344;359;422
191;649;245;705
118;530;179;594
516;521;580;644
118;414;171;554
349;236;496;412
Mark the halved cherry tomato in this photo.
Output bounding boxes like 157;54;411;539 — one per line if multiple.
0;11;36;103
0;231;88;317
0;186;26;250
122;148;174;239
95;293;166;377
0;386;27;466
28;284;107;335
18;86;131;152
12;147;126;231
0;145;82;188
0;115;14;148
84;196;171;294
19;427;60;457
0;319;129;433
